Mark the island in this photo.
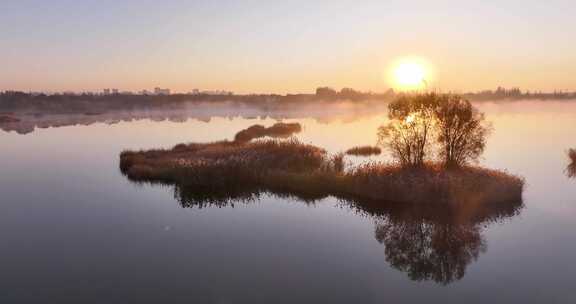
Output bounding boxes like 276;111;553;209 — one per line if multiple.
119;93;524;208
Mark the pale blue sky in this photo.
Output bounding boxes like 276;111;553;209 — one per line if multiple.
1;0;575;93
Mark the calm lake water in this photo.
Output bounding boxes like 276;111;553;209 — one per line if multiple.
1;100;576;303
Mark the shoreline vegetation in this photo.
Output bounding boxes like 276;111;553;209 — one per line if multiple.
119;93;524;207
2;87;576;135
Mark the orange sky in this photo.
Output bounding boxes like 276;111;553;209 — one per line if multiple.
2;1;575;94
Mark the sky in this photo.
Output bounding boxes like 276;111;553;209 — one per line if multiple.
1;0;575;94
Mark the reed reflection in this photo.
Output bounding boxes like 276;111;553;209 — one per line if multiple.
163;181;523;285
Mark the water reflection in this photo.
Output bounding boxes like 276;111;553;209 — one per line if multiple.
164;182;523;285
349;195;523;284
375;220;484;285
172;184;325;209
0;101;389;134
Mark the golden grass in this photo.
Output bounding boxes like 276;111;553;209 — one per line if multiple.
120;139;524;209
345;145;382;156
343;162;524;206
120;139;327;185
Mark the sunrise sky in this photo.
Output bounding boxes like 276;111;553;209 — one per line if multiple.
2;0;575;94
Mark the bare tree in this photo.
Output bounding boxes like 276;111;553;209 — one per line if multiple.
378;109;435;167
378;93;490;168
378;94;439;167
434;95;491;167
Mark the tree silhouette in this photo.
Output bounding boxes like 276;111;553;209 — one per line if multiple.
378;93;490;168
378;94;438;167
434;94;491;167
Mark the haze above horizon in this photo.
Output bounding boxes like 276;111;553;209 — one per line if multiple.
2;0;575;94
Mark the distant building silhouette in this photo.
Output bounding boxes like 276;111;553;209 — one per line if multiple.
315;87;337;97
154;87;171;95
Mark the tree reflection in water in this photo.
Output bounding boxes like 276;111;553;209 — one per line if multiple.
353;197;523;285
169;183;523;285
375;218;485;285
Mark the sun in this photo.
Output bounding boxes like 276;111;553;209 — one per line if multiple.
394;62;426;89
387;58;432;91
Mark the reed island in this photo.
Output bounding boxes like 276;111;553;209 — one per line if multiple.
119;93;524;207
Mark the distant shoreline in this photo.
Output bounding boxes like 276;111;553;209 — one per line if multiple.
2;88;576;116
2;94;576;135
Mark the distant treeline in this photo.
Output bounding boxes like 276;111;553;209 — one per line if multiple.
1;87;575;114
0;88;394;114
463;87;576;101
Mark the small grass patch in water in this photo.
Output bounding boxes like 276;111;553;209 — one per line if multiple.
234;122;302;142
345;145;382;156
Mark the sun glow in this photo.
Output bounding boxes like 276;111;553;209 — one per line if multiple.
389;58;432;91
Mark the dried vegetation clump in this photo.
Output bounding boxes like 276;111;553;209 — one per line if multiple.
120;139;523;207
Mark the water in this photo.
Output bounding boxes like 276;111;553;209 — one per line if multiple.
1;100;575;303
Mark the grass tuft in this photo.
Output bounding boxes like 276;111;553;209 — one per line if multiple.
234;122;302;142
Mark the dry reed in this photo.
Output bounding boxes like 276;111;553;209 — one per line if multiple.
120;139;523;208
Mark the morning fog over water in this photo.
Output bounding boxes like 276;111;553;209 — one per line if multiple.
1;100;576;303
